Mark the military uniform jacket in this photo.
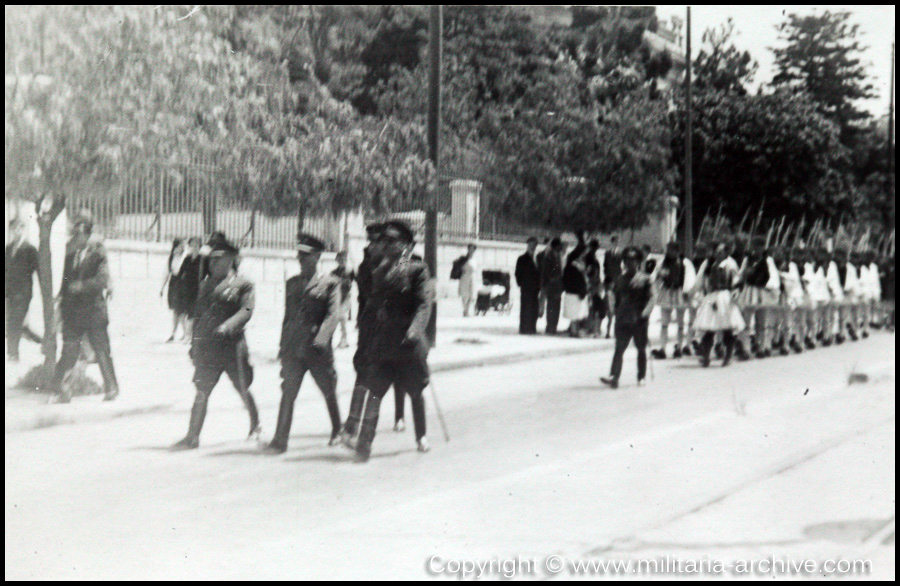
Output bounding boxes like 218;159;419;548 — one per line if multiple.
60;238;111;328
279;272;340;361
367;256;434;364
191;272;254;364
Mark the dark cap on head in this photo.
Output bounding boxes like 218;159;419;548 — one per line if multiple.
295;233;326;254
207;236;239;257
381;220;415;244
365;222;385;236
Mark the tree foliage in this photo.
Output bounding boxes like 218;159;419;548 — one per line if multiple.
672;90;851;230
771;10;875;143
693;19;757;95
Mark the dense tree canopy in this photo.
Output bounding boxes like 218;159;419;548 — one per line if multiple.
772;10;876;145
5;5;893;243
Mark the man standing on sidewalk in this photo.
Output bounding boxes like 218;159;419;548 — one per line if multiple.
6;217;42;363
51;212;119;403
602;236;622;339
350;220;434;463
601;247;655;389
172;236;260;450
515;237;541;334
267;235;342;453
541;237;566;335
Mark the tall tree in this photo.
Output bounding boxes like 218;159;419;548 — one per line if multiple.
671;90;851;231
694;19;757;95
771;10;875;144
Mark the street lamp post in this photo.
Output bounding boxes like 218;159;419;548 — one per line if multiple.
684;6;694;259
426;5;442;348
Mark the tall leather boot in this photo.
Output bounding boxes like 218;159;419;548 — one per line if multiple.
342;385;368;437
354;393;382;463
96;351;120;401
242;390;261;439
268;394;296;453
172;392;208;450
410;391;427;443
323;389;342;445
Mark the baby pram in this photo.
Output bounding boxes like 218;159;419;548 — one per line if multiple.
475;270;513;315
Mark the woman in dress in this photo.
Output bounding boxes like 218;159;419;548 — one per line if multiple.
161;238;189;342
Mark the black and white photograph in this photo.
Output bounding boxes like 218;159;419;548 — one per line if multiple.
5;5;895;580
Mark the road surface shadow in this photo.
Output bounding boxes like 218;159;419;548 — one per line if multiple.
287;449;409;464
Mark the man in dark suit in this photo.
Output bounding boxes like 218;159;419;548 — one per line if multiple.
515;237;541;334
602;236;622;338
267;234;342;453
51;212;119;403
541;237;566;334
601;247;655;389
349;220;434;463
5;217;42;362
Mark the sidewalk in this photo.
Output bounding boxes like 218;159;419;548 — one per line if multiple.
5;307;614;434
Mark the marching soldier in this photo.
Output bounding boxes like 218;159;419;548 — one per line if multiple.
683;242;712;356
735;238;780;359
851;251;871;339
51;212;120;403
776;246;806;354
651;242;695;359
800;248;827;349
863;251;883;330
266;235;342;454
349;220;434;463
173;236;260;450
882;254;895;330
341;223;385;439
830;248;853;343
692;242;745;367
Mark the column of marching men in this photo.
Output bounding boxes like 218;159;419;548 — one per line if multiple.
647;237;894;369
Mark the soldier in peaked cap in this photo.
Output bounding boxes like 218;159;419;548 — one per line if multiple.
173;236;260;450
356;223;385;321
341;222;386;440
348;220;434;462
266;234;342;453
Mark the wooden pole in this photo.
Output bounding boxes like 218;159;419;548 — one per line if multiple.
425;5;442;348
684;6;694;259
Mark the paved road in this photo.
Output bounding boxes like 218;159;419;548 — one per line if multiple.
5;334;895;580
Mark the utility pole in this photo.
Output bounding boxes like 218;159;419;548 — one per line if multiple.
684;6;694;259
426;5;442;347
889;40;894;178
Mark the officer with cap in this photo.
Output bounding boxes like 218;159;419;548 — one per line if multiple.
341;222;386;440
350;220;434;462
356;223;384;321
173;236;260;450
266;234;342;453
51;211;120;403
